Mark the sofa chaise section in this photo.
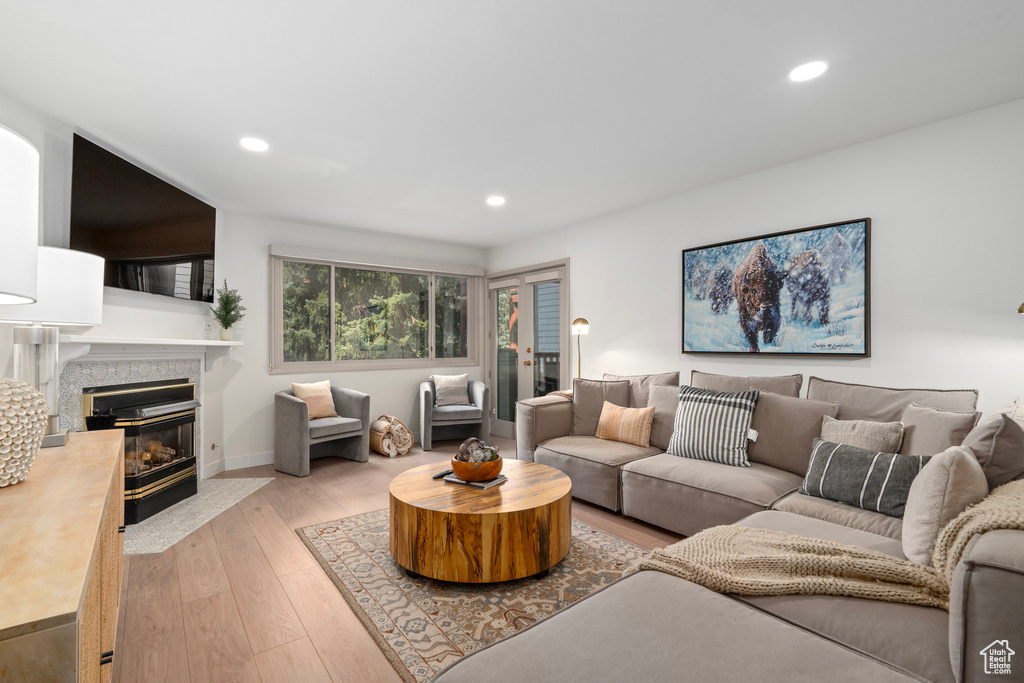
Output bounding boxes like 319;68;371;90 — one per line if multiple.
434;543;927;683
436;508;1024;683
734;511;952;683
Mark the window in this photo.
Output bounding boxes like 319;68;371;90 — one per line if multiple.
271;251;478;372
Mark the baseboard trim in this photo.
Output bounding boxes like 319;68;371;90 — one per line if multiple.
224;451;275;471
203;458;226;479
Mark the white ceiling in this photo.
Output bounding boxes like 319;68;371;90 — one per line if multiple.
2;1;1024;248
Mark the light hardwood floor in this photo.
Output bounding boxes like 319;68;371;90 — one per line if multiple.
113;436;682;683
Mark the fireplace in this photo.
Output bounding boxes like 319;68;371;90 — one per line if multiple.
83;379;199;524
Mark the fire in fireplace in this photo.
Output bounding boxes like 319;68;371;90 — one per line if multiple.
83;379;199;524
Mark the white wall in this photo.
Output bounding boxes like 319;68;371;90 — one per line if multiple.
486;98;1024;414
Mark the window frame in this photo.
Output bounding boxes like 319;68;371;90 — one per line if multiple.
269;249;481;374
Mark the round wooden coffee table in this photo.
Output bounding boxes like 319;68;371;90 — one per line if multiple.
389;459;572;583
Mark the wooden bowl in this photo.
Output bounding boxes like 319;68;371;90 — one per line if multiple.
451;455;503;482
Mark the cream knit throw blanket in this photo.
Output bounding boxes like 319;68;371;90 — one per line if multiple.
640;480;1024;611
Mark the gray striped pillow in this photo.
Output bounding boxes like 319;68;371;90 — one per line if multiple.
799;438;931;518
667;386;759;467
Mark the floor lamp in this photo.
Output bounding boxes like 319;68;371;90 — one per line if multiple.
0;124;39;304
0;247;105;447
571;318;589;379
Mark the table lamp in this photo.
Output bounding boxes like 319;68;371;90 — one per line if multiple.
0;124;39;304
571;317;589;379
0;247;105;446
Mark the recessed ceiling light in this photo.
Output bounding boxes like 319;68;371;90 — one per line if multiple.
486;195;506;207
788;61;829;82
239;137;269;152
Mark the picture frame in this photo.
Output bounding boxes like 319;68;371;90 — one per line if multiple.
682;218;870;356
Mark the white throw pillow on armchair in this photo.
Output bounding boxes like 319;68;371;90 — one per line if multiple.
431;374;471;407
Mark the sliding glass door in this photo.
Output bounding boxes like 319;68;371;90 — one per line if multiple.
488;265;568;438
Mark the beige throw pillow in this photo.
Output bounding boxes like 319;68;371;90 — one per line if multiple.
571;379;630;436
899;403;980;456
431;374;471;406
961;398;1024;488
291;379;331;399
821;415;904;453
902;447;988;565
595;401;656;448
290;380;338;420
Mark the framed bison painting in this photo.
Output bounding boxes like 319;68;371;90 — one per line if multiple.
682;218;870;356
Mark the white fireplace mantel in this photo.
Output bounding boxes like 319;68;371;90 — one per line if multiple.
59;335;242;371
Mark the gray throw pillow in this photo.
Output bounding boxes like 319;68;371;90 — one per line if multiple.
821;415;905;453
748;393;839;476
668;386;759;467
431;374;470;406
800;438;930;518
647;384;680;451
691;370;802;398
961;398;1024;488
902;447;988;566
603;371;680;408
899;403;980;456
571;379;630;436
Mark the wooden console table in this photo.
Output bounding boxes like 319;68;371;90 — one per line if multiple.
0;430;125;682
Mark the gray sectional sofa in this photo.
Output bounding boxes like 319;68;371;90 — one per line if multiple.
435;372;1024;682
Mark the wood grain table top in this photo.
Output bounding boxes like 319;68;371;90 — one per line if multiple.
388;459;571;515
0;430;123;639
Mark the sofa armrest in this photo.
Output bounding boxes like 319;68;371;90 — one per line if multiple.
950;529;1024;683
331;387;370;425
515;394;572;462
275;391;311;458
470;380;490;440
420;381;434;448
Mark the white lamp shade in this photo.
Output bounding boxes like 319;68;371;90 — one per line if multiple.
0;247;104;326
0;124;39;304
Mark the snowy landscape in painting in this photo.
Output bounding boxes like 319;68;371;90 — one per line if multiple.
683;220;869;355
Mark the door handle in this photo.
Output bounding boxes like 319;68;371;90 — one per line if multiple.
523;360;532;366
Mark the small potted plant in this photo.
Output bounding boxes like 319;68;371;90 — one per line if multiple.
210;280;246;341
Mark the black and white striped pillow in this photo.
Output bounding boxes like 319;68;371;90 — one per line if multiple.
799;438;931;518
667;386;759;467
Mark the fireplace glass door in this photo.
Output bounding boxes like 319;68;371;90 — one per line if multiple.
124;416;194;476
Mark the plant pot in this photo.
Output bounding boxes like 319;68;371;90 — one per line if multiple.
451;455;503;482
219;328;233;341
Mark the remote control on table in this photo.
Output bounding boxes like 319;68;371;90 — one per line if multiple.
432;469;453;479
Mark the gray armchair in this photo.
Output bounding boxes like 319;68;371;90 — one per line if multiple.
419;380;489;451
274;387;370;477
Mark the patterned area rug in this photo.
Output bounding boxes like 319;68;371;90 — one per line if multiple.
298;509;647;682
124;478;272;554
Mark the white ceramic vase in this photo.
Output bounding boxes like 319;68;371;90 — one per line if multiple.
0;378;49;487
220;328;233;341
